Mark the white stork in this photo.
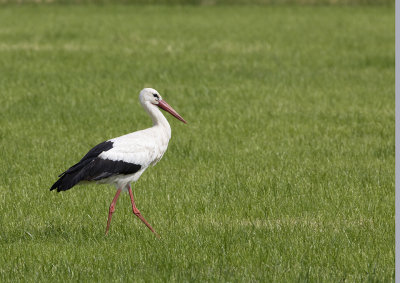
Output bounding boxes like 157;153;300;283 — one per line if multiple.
50;88;186;237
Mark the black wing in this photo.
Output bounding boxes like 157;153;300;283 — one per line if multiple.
78;158;141;181
58;140;114;177
49;140;141;192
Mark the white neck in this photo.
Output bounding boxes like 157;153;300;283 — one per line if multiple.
142;101;171;137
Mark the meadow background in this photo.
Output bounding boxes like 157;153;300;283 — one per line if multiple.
0;1;394;282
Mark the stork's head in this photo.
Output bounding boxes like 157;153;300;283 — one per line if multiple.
139;88;186;124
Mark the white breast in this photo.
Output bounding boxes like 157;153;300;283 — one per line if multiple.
100;126;171;168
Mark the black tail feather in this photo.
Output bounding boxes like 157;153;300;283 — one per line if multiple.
51;140;114;189
50;172;83;192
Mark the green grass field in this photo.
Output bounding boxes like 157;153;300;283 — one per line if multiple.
0;4;394;282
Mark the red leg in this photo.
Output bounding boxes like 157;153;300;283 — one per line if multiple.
128;185;160;238
105;188;122;235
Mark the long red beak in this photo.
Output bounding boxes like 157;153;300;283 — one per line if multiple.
157;100;187;124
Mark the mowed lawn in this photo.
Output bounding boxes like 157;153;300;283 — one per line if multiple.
0;4;394;282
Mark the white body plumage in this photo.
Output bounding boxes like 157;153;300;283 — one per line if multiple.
99;122;171;189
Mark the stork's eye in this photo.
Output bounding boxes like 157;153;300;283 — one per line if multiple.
152;93;160;101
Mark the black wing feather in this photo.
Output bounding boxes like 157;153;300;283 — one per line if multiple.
50;140;141;192
81;158;141;181
58;140;114;177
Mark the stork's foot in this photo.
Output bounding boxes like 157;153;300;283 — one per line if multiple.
133;207;160;238
128;186;160;238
